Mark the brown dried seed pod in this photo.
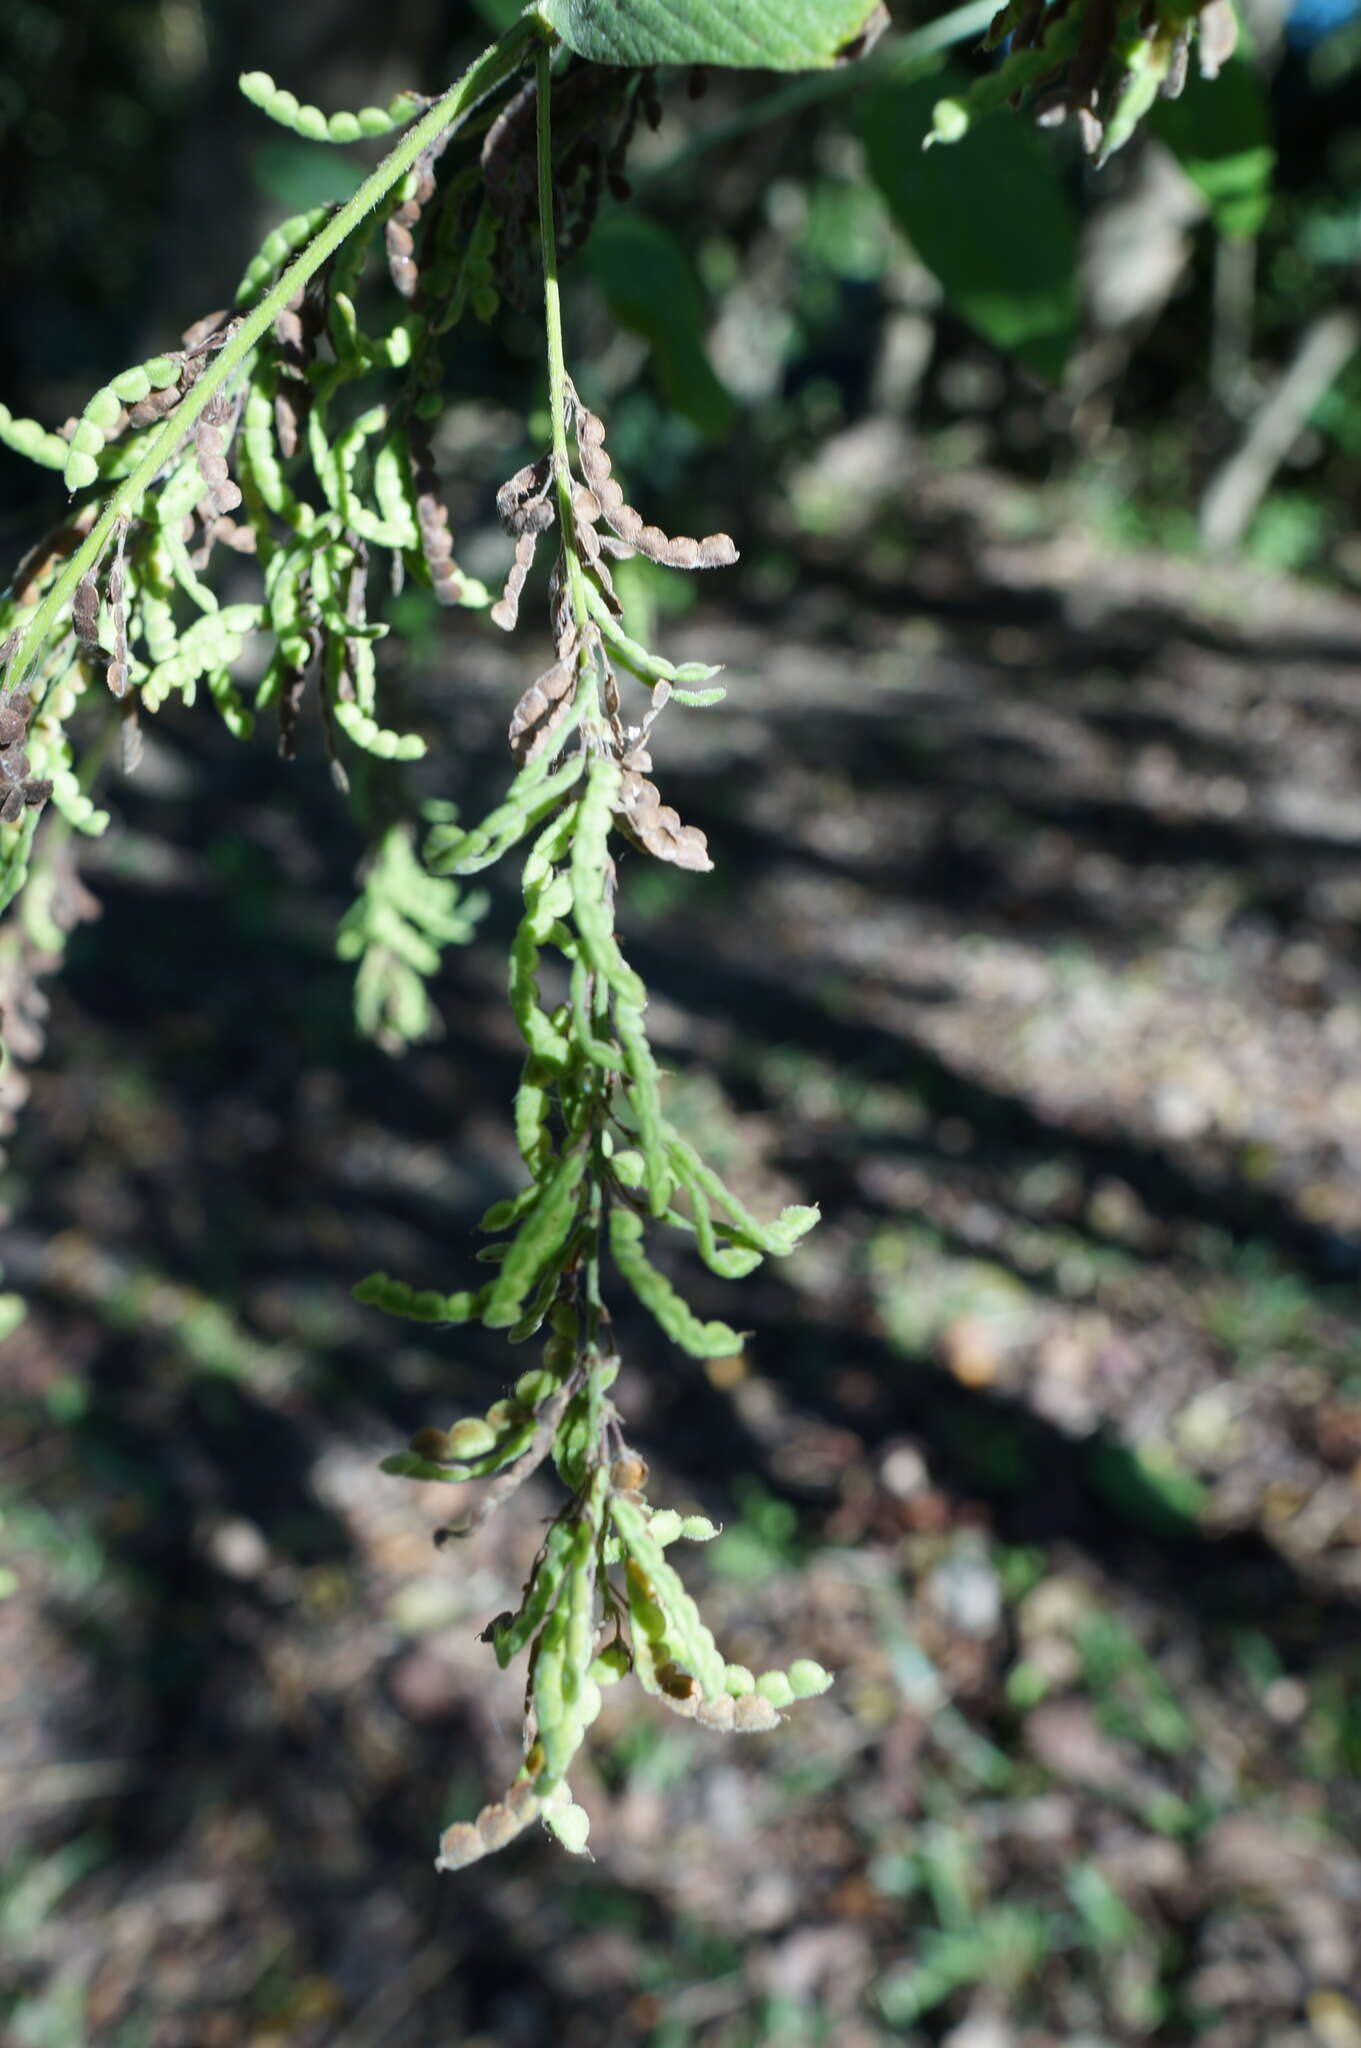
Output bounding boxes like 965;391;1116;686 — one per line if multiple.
409;420;464;605
476;1801;523;1851
732;1692;781;1733
507;1775;541;1818
382;138;446;302
106;522;130;699
385;220;417;299
435;1822;483;1871
72;572;101;656
481;75;538;220
182;308;233;354
696;1693;736;1731
610;1454;648;1491
587;551;623;617
577;445;611;495
127;381;182;431
277;632;316;761
1198;0;1238;77
508;653;575;761
195;401;243;519
571;483;600;526
272;284;325;458
576;407;607;451
491;530;537;633
547;556;580;654
1161;28;1190;98
576;519;603;571
616;769;713;873
1076;107;1104;155
601;664;623;742
0;698;28;750
496;455;555;536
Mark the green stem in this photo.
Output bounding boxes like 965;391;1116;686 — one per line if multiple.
534;38;596;686
5;14;540;698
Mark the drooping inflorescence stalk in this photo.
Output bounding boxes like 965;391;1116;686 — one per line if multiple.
351;40;832;1869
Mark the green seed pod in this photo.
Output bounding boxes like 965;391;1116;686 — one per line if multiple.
589;1639;630;1685
483;1147;587;1330
0;405;71;472
679;1516;719;1542
84;388;124;433
494;1517;575;1667
647;1510;683;1547
426;751;585;878
545;1799;591;1856
513;1368;556;1409
329;696;427;761
788;1658;834;1699
63;450;100;493
352;1272;490;1323
447;1417;498;1459
755;1670;795;1708
723;1664;755;1696
609;1209;743;1360
613;1496;727;1699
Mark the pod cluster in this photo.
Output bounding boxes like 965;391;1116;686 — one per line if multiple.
931;0;1238;163
481;61;662;303
2;41;838;1878
427;1458;833;1873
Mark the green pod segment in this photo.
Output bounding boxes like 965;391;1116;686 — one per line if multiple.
608;1209;744;1361
611;1494;727;1700
352;1272;491;1323
0;405;73;473
665;1130;817;1256
494;1516;576;1667
328;695;427;761
483;1147;589;1330
238;70;423;145
426;749;586;877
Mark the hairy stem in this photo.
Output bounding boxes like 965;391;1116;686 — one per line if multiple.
5;14;540;697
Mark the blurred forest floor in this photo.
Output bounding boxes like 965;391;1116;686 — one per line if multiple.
3;467;1361;2047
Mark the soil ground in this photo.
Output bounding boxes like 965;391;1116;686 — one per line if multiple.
3;482;1360;2046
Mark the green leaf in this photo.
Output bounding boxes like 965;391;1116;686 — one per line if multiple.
585;213;735;439
537;0;886;70
860;69;1079;380
1149;57;1274;242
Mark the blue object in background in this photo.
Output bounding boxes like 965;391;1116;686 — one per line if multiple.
1285;0;1361;48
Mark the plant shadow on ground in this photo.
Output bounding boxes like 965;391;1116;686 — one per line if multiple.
4;502;1361;2045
